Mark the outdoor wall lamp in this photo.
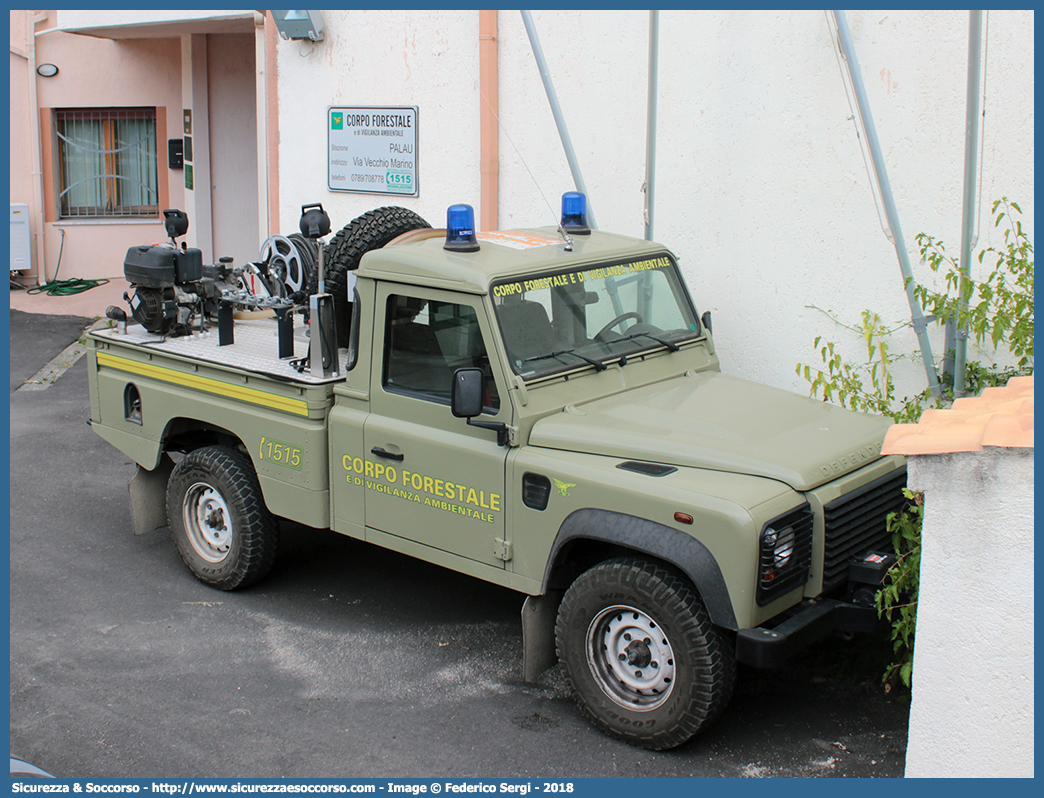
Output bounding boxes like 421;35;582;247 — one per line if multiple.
36;63;59;77
270;10;325;42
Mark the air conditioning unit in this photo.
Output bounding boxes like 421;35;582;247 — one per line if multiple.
10;203;31;274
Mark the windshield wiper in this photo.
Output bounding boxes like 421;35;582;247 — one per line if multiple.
609;331;681;352
521;348;608;372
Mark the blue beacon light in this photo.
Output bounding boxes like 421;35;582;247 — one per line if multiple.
560;192;591;235
444;204;480;252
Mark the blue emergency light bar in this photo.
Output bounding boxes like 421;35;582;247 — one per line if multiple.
560;192;591;235
444;204;480;252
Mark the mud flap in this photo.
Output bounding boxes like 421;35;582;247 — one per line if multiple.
128;454;174;535
521;590;562;682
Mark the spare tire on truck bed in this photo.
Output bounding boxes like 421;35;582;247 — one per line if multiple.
323;206;431;348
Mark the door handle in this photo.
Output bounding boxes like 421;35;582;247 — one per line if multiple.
370;446;404;462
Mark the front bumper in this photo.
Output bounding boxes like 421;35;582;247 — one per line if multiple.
735;597;881;668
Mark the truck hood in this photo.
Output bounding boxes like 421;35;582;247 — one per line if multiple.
528;372;892;491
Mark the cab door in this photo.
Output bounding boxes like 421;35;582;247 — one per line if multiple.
362;284;511;567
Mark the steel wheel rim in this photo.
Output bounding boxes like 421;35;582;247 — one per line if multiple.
586;604;676;710
183;481;233;563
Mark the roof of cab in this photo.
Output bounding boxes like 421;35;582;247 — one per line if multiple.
355;226;672;294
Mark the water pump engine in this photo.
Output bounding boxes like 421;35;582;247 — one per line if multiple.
122;209;231;336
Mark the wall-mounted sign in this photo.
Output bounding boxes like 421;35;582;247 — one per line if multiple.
328;106;418;197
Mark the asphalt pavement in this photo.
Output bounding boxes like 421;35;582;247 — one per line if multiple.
8;305;910;779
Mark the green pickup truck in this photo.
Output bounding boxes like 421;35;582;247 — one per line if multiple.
87;197;905;750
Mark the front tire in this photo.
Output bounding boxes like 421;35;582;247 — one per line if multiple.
556;557;735;750
166;445;278;590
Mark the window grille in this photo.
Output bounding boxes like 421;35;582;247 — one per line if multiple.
56;108;158;218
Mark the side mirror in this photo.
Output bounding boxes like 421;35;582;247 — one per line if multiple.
451;368;484;418
701;310;713;335
451;367;509;446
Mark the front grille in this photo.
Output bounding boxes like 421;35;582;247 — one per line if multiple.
756;503;813;606
822;467;908;589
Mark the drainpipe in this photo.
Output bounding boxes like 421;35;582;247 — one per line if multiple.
953;11;984;398
27;10;47;284
520;10;596;229
479;11;499;231
643;11;659;241
832;10;942;398
253;12;270;243
265;12;280;234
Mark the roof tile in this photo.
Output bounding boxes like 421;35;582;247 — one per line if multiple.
881;376;1034;455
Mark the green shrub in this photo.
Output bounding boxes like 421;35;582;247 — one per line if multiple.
796;198;1033;688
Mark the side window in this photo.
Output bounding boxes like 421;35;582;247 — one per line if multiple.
384;295;500;412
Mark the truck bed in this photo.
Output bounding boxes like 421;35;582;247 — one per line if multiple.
89;317;349;385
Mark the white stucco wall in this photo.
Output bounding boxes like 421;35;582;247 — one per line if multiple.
275;9;1033;396
903;448;1034;778
275;10;484;236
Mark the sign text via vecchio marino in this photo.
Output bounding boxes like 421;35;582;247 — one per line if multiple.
328;106;419;196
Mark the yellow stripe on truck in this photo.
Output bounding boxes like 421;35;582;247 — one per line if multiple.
96;352;309;416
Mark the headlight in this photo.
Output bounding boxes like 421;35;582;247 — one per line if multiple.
757;504;813;606
763;525;796;570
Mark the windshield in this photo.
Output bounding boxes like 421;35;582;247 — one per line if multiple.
491;253;701;380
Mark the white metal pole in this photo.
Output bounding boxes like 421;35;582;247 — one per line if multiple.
833;10;942;398
953;11;984;397
644;11;659;241
521;10;597;229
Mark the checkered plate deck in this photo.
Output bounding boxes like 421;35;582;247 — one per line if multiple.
90;318;348;384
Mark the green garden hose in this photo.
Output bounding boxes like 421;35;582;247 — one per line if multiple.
24;226;111;295
26;277;110;296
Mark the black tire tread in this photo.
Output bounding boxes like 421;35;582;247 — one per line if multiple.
555;556;736;750
166;445;279;591
323;207;430;347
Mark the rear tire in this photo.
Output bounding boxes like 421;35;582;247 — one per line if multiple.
323;207;430;347
166;445;278;590
555;557;735;750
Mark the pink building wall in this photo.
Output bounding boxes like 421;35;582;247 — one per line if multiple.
10;11;37;280
14;20;184;283
205;33;259;266
10;12;33;203
11;13;260;284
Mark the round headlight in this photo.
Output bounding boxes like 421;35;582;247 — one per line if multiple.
770;526;796;569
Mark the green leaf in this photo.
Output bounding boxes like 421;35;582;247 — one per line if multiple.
900;662;913;687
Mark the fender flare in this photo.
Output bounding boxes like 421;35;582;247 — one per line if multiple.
543;508;739;631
